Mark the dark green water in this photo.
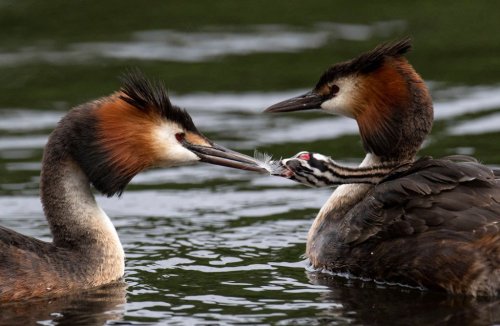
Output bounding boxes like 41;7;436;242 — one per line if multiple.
0;1;499;325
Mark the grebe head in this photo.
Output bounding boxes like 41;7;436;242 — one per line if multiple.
265;38;434;162
276;151;332;185
57;71;265;197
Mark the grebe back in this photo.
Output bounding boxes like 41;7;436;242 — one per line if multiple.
266;39;500;296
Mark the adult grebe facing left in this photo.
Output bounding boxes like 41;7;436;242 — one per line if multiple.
265;39;500;296
0;72;265;302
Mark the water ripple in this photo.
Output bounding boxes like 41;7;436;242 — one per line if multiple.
1;84;499;155
0;21;405;65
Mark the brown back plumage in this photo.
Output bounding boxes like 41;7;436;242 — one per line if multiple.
308;156;500;296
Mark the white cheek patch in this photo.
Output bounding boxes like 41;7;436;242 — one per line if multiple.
164;142;201;167
153;121;200;167
320;77;358;118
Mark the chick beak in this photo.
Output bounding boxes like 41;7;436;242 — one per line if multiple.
264;91;324;113
183;142;267;173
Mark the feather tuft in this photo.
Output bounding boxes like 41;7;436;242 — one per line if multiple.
253;150;285;175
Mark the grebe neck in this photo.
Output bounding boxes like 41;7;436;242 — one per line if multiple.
40;130;124;279
318;154;380;217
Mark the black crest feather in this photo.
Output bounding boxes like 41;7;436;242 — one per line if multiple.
119;70;197;132
316;38;412;89
55;70;202;198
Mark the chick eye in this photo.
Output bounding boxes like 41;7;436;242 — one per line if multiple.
298;152;311;160
175;132;185;142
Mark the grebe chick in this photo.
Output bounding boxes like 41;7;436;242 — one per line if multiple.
0;72;266;302
265;39;500;296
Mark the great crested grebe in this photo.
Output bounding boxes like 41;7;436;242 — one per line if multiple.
265;39;500;296
0;72;265;302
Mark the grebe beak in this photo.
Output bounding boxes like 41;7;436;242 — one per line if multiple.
184;142;267;173
264;91;324;113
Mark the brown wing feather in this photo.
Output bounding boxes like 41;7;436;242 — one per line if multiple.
344;157;499;241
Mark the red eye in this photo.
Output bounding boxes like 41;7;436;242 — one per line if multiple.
175;133;185;142
298;153;310;160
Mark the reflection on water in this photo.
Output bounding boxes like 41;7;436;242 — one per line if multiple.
0;282;127;326
310;274;500;326
451;112;500;135
1;84;500;153
0;21;406;65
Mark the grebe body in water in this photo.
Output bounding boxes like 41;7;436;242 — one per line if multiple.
0;72;265;302
266;39;500;296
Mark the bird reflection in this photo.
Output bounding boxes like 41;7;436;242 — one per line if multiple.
308;272;500;325
0;281;127;325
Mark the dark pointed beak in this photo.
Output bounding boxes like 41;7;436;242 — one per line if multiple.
184;142;267;173
264;91;324;113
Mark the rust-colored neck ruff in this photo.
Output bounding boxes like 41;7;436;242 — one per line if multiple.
355;59;433;162
94;94;161;195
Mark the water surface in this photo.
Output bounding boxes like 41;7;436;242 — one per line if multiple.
0;2;499;325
